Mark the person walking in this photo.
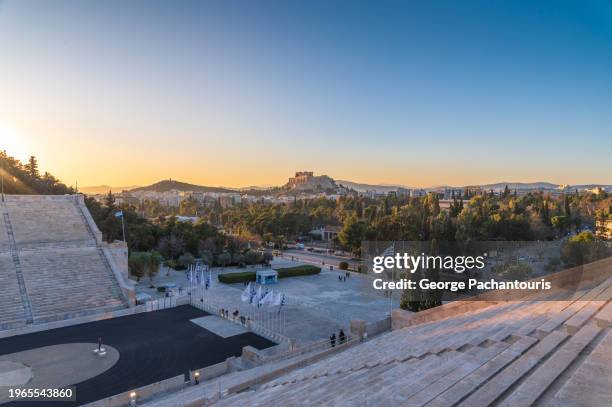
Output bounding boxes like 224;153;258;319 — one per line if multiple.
330;333;336;347
339;329;346;345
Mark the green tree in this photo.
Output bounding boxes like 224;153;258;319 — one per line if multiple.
177;253;195;270
216;252;231;267
25;156;39;179
146;251;162;283
339;214;367;254
560;231;610;266
128;252;147;281
262;232;274;247
274;234;286;249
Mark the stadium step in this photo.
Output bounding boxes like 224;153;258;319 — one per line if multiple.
536;279;612;337
0;195;128;330
594;300;612;328
548;329;612;406
498;322;603;407
1;203;34;325
425;336;538;406
456;330;568;406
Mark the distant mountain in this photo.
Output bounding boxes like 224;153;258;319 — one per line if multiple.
475;182;559;191
98;177;612;197
233;185;275;191
336;180;612;194
336;180;410;193
129;180;236;193
80;185;140;194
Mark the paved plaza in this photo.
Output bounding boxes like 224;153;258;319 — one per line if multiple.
137;258;399;344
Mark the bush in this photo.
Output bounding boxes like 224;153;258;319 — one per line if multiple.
500;262;531;280
276;265;321;278
215;252;231;267
339;261;349;270
545;257;561;272
218;271;256;284
262;252;273;264
176;253;195;270
244;250;263;265
128;252;147;281
560;232;611;267
217;265;321;284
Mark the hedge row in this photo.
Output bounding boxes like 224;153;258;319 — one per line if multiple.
217;271;257;284
275;265;321;278
217;265;321;284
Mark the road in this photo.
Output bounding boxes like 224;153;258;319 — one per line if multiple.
280;249;361;271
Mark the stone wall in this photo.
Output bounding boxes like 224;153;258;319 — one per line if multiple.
105;241;129;280
82;374;185;407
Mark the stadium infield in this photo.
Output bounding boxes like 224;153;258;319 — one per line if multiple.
0;305;275;406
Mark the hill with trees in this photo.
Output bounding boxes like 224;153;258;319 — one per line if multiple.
0;151;74;195
129;179;236;193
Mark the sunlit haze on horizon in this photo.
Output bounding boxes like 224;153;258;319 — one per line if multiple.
1;0;611;188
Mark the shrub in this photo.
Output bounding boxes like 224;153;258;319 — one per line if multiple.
176;253;195;270
218;271;256;284
545;257;561;272
244;250;262;265
339;261;349;270
215;252;231;267
500;262;531;280
276;265;321;278
262;252;273;264
128;252;147;281
217;265;321;284
560;232;611;267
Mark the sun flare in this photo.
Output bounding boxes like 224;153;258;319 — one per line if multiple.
0;123;30;162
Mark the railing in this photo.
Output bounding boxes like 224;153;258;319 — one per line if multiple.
145;296;178;311
261;333;356;364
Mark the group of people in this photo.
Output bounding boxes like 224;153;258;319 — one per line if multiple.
219;307;250;326
338;271;351;282
329;329;346;347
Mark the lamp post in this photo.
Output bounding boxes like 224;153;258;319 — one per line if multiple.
194;371;200;385
129;391;137;406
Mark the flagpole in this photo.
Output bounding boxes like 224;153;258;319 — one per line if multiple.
121;214;126;242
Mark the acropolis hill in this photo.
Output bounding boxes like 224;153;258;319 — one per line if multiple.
285;171;338;191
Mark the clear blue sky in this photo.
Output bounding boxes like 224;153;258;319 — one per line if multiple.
1;0;611;187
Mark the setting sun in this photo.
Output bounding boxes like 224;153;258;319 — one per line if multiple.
0;123;29;162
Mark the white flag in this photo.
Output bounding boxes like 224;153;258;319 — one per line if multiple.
261;290;274;306
255;286;263;306
241;283;251;302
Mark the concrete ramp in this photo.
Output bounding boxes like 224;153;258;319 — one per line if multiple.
190;316;248;338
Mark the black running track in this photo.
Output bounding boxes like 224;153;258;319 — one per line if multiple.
0;306;274;406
